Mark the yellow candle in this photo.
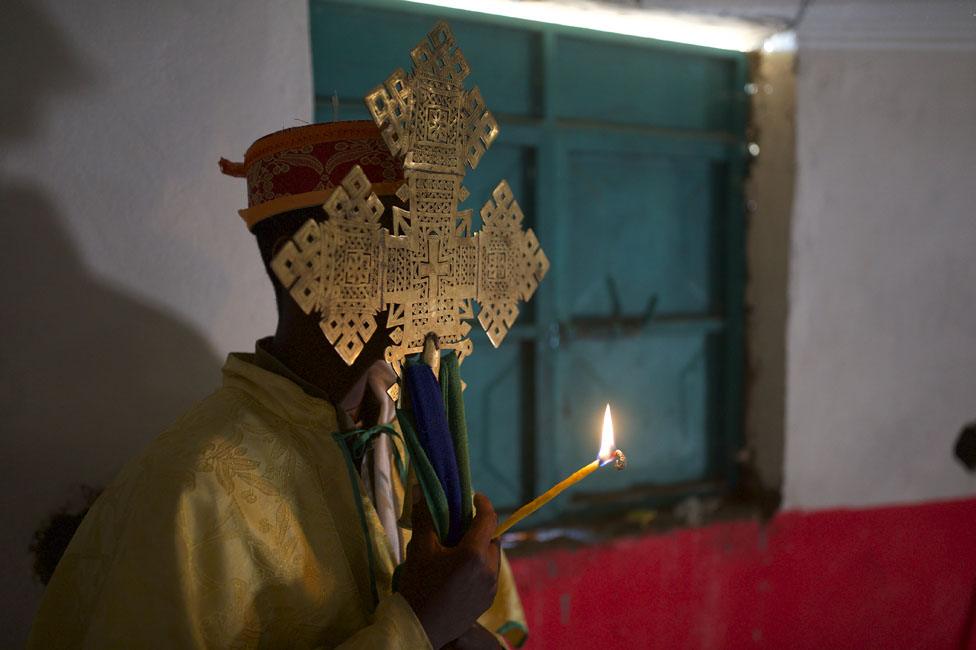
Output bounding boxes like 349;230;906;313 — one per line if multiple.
494;459;601;537
493;404;625;538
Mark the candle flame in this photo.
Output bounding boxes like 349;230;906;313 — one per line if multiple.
598;403;614;462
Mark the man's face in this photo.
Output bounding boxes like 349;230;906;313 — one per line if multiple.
276;192;403;370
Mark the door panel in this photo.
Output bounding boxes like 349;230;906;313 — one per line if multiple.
311;3;538;117
310;0;747;517
565;149;720;315
554;36;737;131
462;334;523;509
551;334;710;499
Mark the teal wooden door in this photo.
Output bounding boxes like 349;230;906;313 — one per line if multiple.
310;0;748;520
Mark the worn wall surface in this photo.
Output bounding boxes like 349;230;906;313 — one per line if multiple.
0;1;311;645
783;45;976;509
745;51;794;495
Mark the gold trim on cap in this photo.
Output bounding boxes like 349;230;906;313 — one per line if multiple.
240;181;404;230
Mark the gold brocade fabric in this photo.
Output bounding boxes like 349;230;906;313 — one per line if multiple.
28;354;526;649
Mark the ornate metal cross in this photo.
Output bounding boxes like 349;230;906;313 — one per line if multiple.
418;238;453;308
271;21;548;377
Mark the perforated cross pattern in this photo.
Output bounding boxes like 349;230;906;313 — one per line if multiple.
272;21;549;377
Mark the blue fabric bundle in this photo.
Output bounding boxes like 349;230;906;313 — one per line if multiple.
403;362;464;546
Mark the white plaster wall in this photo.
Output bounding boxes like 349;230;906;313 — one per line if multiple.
783;45;976;509
0;0;311;645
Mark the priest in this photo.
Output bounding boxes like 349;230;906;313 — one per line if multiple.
28;121;527;649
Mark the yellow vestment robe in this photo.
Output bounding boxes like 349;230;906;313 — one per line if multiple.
28;353;526;648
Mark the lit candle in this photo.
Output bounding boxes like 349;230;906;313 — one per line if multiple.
493;404;626;538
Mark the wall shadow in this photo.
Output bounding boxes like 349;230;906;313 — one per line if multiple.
0;0;224;645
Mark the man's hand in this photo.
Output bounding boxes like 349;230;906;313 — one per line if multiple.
397;491;501;649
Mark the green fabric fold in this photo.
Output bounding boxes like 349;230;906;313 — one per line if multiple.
396;404;451;542
331;430;380;607
440;352;473;530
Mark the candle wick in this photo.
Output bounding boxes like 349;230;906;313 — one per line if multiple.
613;449;627;470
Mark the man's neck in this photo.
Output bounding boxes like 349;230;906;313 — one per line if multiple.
267;328;369;419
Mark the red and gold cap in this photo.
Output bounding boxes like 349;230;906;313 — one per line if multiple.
219;120;404;230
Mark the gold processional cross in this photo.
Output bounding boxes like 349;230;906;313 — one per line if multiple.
271;21;549;388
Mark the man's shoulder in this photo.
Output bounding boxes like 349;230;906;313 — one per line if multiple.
159;386;242;431
152;386;258;453
141;386;343;494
